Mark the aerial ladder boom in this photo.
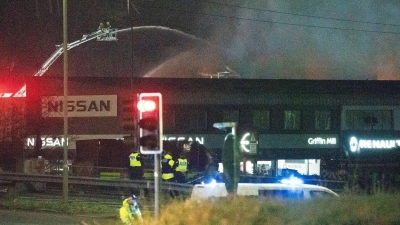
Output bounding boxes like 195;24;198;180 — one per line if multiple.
34;29;117;77
2;26;203;98
33;26;206;77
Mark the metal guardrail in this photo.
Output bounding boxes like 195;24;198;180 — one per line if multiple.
0;172;347;195
0;172;194;193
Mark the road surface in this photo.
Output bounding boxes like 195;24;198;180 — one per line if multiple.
0;210;118;225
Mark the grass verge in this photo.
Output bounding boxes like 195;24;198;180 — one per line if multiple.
0;196;116;215
2;193;400;225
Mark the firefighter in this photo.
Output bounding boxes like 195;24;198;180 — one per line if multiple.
174;152;189;183
98;22;105;32
105;21;111;30
97;22;105;40
105;21;112;39
119;194;142;224
129;149;143;180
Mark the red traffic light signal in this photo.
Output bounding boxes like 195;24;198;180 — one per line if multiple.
137;93;163;154
137;99;157;112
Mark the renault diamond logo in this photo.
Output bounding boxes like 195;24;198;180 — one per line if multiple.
349;136;358;152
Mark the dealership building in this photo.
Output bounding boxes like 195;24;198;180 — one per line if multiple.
18;77;400;186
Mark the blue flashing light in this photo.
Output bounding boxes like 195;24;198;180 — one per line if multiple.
202;179;217;187
280;175;303;185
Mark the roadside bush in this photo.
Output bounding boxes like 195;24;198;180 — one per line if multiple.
143;194;400;225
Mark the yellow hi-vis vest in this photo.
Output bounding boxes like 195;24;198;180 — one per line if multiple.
129;153;141;167
161;154;175;180
175;158;188;172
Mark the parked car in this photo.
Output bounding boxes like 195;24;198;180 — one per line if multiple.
191;182;339;201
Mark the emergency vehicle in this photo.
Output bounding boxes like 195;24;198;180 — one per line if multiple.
191;178;339;200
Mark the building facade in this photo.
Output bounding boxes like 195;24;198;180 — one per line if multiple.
24;77;400;187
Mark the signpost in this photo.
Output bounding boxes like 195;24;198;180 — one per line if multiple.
213;122;240;195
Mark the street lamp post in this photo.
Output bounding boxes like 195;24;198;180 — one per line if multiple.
62;0;69;202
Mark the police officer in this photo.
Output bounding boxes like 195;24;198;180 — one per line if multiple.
129;149;143;180
174;152;188;183
119;194;142;224
161;151;176;182
161;151;177;197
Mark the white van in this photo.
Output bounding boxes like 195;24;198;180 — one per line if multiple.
191;182;339;201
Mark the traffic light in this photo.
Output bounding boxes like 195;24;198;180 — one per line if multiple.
137;93;163;154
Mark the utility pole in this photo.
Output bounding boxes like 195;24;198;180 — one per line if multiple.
127;0;130;15
62;0;69;202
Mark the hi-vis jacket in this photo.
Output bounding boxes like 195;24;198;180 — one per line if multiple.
175;158;188;172
161;153;175;180
129;152;142;167
119;198;142;224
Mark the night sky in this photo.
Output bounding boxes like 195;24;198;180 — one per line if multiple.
1;0;400;79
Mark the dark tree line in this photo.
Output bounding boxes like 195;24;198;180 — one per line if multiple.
0;98;26;171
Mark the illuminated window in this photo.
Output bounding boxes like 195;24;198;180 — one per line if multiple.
315;110;331;130
285;159;305;164
252;110;270;129
277;159;320;176
345;110;392;130
284;110;300;130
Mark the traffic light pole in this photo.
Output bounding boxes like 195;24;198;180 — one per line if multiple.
154;153;160;219
136;93;163;219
